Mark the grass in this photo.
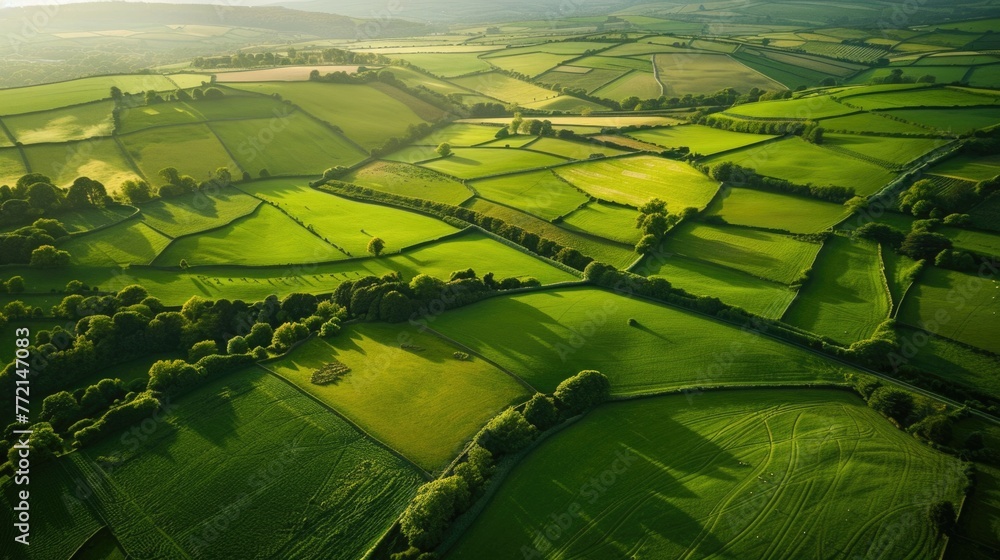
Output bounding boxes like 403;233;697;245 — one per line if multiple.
119;123;238;183
447;390;964;560
553;155;719;210
459;116;679;128
241;179;457;257
527;137;630;160
58;205;136;234
0;146;28;188
521;96;608;112
895;325;1000;401
940;227;1000;257
382;145;441;164
432;287;858;394
783;236;891;345
46;369;425;559
824;134;948;167
22;137;140;191
0;74;176;115
653;53;784;96
626;124;776;156
470;170;590;221
971;193;1000;232
63;221;172;266
643;255;796;319
226;82;443;149
343;161;472;205
139;188;261;237
928;153;1000;182
392;53;493;77
709;186;850;233
119;96;290;133
726;95;854;119
592;70;662;101
842;87;1000;111
210;115;368;176
885;107;1000;135
450;72;560;105
898;266;1000;354
701;137;897;196
270;324;530;471
818;111;931;134
882;248;920;310
415;124;508;147
559;202;641;245
537;67;627;94
661;222;822;285
5;100;113;144
384;66;495;105
486;52;577;77
419;148;567;179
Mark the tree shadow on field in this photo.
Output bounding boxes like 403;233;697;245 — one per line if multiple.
182;381;240;448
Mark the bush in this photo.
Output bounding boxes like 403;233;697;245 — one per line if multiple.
554;370;611;416
226;335;249;355
475;408;537;456
399;475;471;550
868;386;915;425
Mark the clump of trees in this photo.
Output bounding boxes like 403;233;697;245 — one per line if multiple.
634;198;681;255
705;161;855;203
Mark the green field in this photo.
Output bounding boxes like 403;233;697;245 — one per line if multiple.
783;236;891;345
971;193;1000;232
895;325;1000;400
940;226;1000;257
419;147;567;179
119;95;290;133
382;145;441;164
344;161;472;205
486;52;576;77
5;100;113;143
928;153;1000;182
702;137;897;196
0;74;176;115
527;137;629;160
626;124;777;156
824;133;948;167
432;287;857;394
553;155;719;209
392;52;494;77
662;223;822;285
710;187;850;233
270;324;530;470
22;137;141;190
842;86;1000;111
211;115;368;175
898;267;1000;354
120;123;238;183
885;107;1000;134
385;66;496;105
139;188;261;237
415;123;508;147
537;66;626;94
559;201;641;245
592;70;662;101
63;221;173;266
818;111;931;134
521;95;608;113
58;204;136;233
447;390;964;559
644;254;796;319
450;72;561;105
882;247;920;310
0;146;28;187
654;53;784;97
470;169;590;221
726;95;854;119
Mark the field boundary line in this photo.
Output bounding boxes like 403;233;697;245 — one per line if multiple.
419;325;540;394
877;242;900;316
777;235;831;322
0;116;17;145
255;362;435;480
203;120;247;175
146;197;269;264
466;224;586;276
111;134;145;181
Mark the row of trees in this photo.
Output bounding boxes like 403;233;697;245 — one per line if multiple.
1;173;110;227
705;161;856;203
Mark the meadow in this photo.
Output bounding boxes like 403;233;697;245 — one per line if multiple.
0;74;176;115
726;94;854;119
842;86;1000;111
898;267;1000;354
118;95;289;133
592;70;663;101
63;220;173;266
928;153;1000;182
470;170;590;221
818;111;930;134
447;390;965;559
940;226;1000;257
270;324;530;470
344;161;473;205
485;52;577;77
415;123;508;147
882;107;1000;135
0;146;28;187
654;53;784;96
559;201;642;245
450;72;561;105
4;100;114;144
58;204;136;233
537;66;626;94
432;287;857;394
527;137;630;160
22;137;140;190
138;188;261;237
119;123;238;183
824;133;948;167
895;325;1000;401
626;124;777;156
553;155;719;209
783;236;891;345
709;187;850;233
419;147;568;179
392;53;494;77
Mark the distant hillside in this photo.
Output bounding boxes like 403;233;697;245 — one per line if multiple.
272;0;642;23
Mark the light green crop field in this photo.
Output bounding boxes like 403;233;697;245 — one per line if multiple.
662;223;822;285
344;161;472;205
63;221;172;266
0;146;28;186
843;87;1000;111
226;82;443;149
537;67;626;94
825;133;947;166
654;53;784;97
22;137;141;191
58;205;136;234
644;254;796;319
783;236;891;345
528;137;629;160
211;115;367;175
818;112;931;134
382;145;441;164
701;137;897;196
470;169;590;221
463;198;637;268
626;124;777;156
884;107;1000;135
447;390;964;560
450;72;561;105
415;124;508;147
242;179;457;256
726;95;854;119
521;95;608;112
120;123;238;183
460;116;680;128
384;66;495;105
28;369;426;559
574;55;657;72
119;96;291;133
940;226;1000;256
154;204;341;266
0;74;176;115
553;155;719;209
898;267;1000;354
710;187;850;233
5;100;113;143
270;324;530;471
560;201;641;245
419;147;567;179
850;65;971;87
392;52;493;77
928;153;1000;181
592;70;663;100
432;287;857;394
139;188;261;237
482;41;598;57
486;52;576;77
896;325;1000;400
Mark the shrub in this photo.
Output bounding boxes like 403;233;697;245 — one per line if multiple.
226;335;249;355
868;386;915;425
928;501;957;537
554;370;611;416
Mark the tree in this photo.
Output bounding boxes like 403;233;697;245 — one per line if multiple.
379;290;411;323
121;180;152;204
635;234;659;255
554;370;611;415
40;391;81;431
476;408;537;456
435;142;452;157
110;86;123;101
523;393;559;431
854;222;906;247
900;231;952;260
928;501;957;537
6;276;24;293
29;245;70;268
494;127;510;140
399;475;471;550
271;322;309;352
867;386;914;425
26;182;61;211
159;167;182;186
367;237;386;256
8;423;61;466
148;359;202;393
32;218;68;239
509;113;523;135
188;340;218;362
226;336;249;355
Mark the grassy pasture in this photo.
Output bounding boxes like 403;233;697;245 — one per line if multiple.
662;222;822;285
470;170;590;221
559;201;641;245
226;82;442;149
592;70;662;100
271;324;530;471
849;66;971;87
120;123;238;183
447;390;964;560
654;53;783;96
885;107;1000;135
527;137;630;160
392;53;493;77
970;65;1000;88
843;87;1000;110
726;95;853;119
573;56;654;72
382;145;441;164
0;74;176;115
22;138;140;191
818;112;930;134
343;161;472;205
626;124;776;156
5;100;113;144
928;153;1000;182
644;255;796;319
895;325;1000;400
898;267;1000;354
710;186;849;233
824;134;947;167
881;248;920;309
783;236;891;345
553;155;719;210
211;115;367;175
58;205;136;234
432;287;856;394
419;147;567;179
971;193;1000;232
0;146;27;187
241;179;457;257
63;221;172;266
459;116;679;128
536;67;626;93
486;52;576;77
521;95;608;112
119;95;290;133
450;72;561;105
139;188;260;237
728;52;834;89
383;66;495;104
415;124;507;147
701;137;897;196
940;226;1000;257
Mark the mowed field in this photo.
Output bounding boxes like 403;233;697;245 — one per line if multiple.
432;287;857;394
64;220;173;266
344;161;472;205
139;188;261;237
470;170;590;221
447;390;965;560
270;323;530;470
654;52;784;96
626;124;776;156
120;123;238;182
898;266;1000;354
0;74;176;115
710;187;850;233
419;147;568;179
824;133;948;167
553;155;719;209
783;236;891;345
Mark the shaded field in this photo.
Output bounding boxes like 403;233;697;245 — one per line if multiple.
5;100;113;144
139;188;261;238
824;134;948;167
895;325;1000;401
885;107;1000;135
559;201;641;245
64;221;172;266
22;138;140;190
898;266;1000;354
